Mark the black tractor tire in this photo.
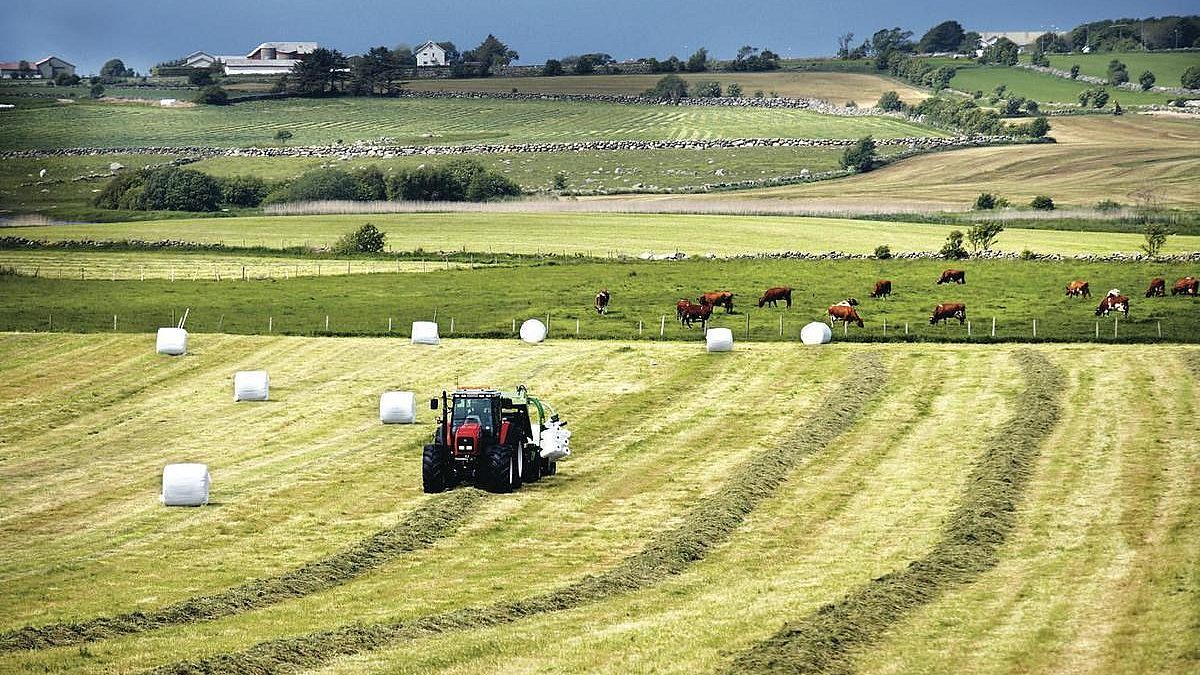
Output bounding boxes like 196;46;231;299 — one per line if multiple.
524;445;542;483
422;444;450;493
483;444;517;493
541;457;557;476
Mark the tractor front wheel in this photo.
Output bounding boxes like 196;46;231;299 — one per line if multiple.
422;444;450;493
483;444;517;493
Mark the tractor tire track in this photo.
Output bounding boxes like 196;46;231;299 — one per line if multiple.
722;350;1062;675
0;488;485;653
145;353;888;675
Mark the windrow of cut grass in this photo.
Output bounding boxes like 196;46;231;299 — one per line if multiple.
148;354;887;675
725;350;1061;674
0;489;485;653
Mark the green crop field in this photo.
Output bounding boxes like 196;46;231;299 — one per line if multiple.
2;258;1198;342
1026;51;1200;89
946;63;1171;105
0;96;945;151
8;210;1200;255
0;335;1195;674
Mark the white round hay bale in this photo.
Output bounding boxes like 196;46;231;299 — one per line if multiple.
233;370;270;401
801;322;833;345
705;327;734;352
519;319;547;344
411;321;440;345
156;327;188;356
161;463;210;506
380;391;416;424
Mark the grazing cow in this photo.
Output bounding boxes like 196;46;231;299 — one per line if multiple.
1095;292;1130;318
1065;280;1091;298
937;269;966;285
698;292;735;314
1145;278;1166;297
929;303;967;325
676;298;692;322
758;286;792;308
594;289;611;315
678;301;714;328
828;304;864;328
870;280;892;299
1172;277;1198;296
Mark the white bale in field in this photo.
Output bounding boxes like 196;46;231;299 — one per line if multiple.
411;321;440;345
520;319;547;344
161;463;210;506
801;322;833;345
539;419;572;461
379;391;416;424
234;370;270;401
156;327;188;355
705;327;734;352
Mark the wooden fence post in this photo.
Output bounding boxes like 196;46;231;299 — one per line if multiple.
269;316;273;333
660;315;665;337
991;316;996;337
325;315;329;332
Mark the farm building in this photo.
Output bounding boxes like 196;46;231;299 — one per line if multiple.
181;51;224;69
415;41;450;66
172;42;317;75
0;56;74;79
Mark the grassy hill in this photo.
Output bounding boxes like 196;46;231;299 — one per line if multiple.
945;63;1172;105
0;335;1195;673
1027;51;1200;89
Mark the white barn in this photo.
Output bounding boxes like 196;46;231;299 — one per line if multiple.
415;41;448;67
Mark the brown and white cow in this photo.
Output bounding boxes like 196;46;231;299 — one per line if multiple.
929;303;967;325
1145;278;1166;297
676;298;692;322
698;292;735;314
937;269;966;285
870;280;892;299
678;301;714;328
1172;277;1198;296
1065;280;1091;298
1095;291;1129;318
758;286;792;308
828;304;864;328
595;289;611;314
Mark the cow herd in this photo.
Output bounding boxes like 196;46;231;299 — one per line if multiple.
590;273;1197;333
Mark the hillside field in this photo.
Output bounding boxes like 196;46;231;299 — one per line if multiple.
1028;51;1200;90
0;335;1195;674
946;63;1171;105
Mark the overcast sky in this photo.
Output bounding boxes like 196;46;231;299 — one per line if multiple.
2;0;1195;74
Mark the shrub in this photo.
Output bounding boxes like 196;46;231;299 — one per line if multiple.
542;59;564;76
552;172;568;190
1106;59;1128;86
874;244;891;260
1182;66;1200;90
187;69;214;86
94;172;144;209
334;223;386;254
88;83;105;99
840;136;876;172
753;90;764;98
1112;101;1123;116
643;74;688;102
844;100;857;108
140;167;224;211
1030;195;1055;210
221;175;269;207
1095;199;1122;212
1027;116;1051;138
1023;99;1039;115
974;193;997;210
1078;88;1109;108
691;80;722;98
1069;64;1080;79
966;222;1004;253
940;230;967;259
351;166;387;201
1138;70;1156;91
194;85;228;105
465;172;521;201
876;90;902;112
267;168;359;203
1020;249;1036;261
1141;222;1169;257
274;129;293;145
726;82;742;97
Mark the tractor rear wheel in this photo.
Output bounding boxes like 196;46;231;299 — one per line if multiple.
483;444;516;493
422;444;450;493
524;445;542;483
542;457;557;476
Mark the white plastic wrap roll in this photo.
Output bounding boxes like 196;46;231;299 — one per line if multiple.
234;370;270;401
801;322;834;345
705;327;734;352
520;319;547;344
411;321;440;345
539;420;572;461
156;327;188;356
379;391;416;424
161;463;210;506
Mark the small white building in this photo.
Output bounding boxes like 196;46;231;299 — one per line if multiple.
182;51;221;69
415;41;448;67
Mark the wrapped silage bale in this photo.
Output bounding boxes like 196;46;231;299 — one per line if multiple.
411;321;440;345
156;327;188;356
539;419;572;461
234;370;270;401
161;463;210;506
801;322;833;345
520;319;547;344
379;391;416;424
705;327;734;352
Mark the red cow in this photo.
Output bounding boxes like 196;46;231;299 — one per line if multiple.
870;280;892;299
828;304;864;328
1145;278;1166;297
679;301;714;328
1065;280;1090;298
937;269;966;285
1095;293;1129;318
930;303;967;325
698;292;735;314
595;289;611;315
758;286;792;308
1172;277;1198;296
675;298;692;322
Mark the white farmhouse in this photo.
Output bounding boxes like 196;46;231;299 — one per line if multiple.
415;41;448;67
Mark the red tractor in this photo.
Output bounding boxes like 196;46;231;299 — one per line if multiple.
423;385;570;493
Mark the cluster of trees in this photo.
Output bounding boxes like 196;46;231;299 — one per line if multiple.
884;55;957;90
1066;16;1200;52
838;22;980;68
543;53;618;76
94;167;233;212
977;38;1020;65
640;75;745;102
613;48;709;76
727;46;781;72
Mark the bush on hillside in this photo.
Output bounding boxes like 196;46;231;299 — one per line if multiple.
974;193;998;210
1027;116;1051;138
966;222;1005;253
334;223;386;254
874;244;892;259
95;167;224;212
351;166;387;201
691;81;722;98
194;85;228;105
876;90;903;112
385;160;519;202
1106;59;1128;86
1138;70;1156;91
466;172;521;201
221;175;270;207
940;230;967;259
265;167;359;203
1030;195;1055;210
1182;66;1200;90
840;136;876;172
643;74;689;102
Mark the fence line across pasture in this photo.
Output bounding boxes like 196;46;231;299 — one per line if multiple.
0;257;478;281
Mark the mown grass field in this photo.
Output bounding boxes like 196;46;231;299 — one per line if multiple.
713;115;1200;208
0;335;1194;674
945;63;1172;105
8;210;1200;255
0;96;944;151
1026;51;1200;90
2;258;1197;342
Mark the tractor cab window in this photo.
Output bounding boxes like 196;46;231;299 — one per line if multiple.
452;397;495;434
